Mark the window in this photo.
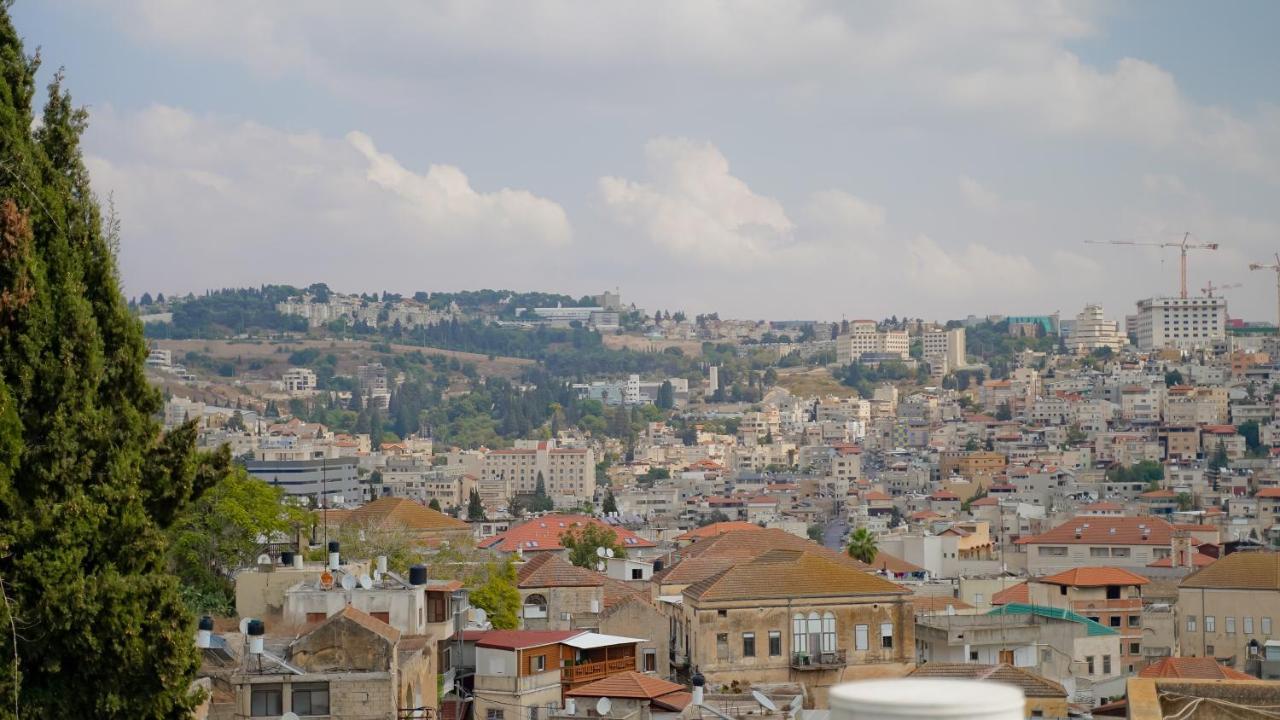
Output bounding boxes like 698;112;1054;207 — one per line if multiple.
371;611;391;625
631;568;644;580
718;610;727;618
970;650;979;661
1129;615;1141;627
716;633;730;660
1041;648;1052;664
530;707;539;720
974;593;984;604
1059;586;1068;596
792;614;807;654
1226;617;1236;635
1187;616;1197;633
1130;643;1141;655
822;612;837;653
1038;546;1067;556
743;633;756;657
291;682;330;716
999;649;1014;665
1246;617;1255;635
487;710;505;720
533;655;546;672
1090;547;1109;557
1103;655;1111;674
880;623;894;649
428;592;448;623
1111;547;1130;557
250;684;283;717
1086;656;1095;675
855;625;868;651
1106;586;1122;600
1207;644;1215;655
1206;616;1216;632
644;649;657;672
769;631;782;657
1109;617;1121;628
1265;617;1273;635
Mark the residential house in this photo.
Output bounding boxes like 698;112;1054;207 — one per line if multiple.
1017;516;1177;575
560;672;691;720
1028;567;1150;675
480;515;658;559
1178;552;1280;667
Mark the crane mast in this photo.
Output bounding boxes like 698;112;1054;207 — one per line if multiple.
1084;232;1219;298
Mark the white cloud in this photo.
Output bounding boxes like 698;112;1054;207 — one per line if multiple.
958;175;1002;213
85;105;572;295
599;137;792;263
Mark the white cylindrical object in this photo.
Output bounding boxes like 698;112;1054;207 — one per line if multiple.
829;679;1023;720
293;554;304;570
196;629;212;649
693;686;703;706
377;555;388;574
566;699;576;715
248;636;264;655
328;552;340;571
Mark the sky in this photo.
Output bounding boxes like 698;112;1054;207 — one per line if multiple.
12;1;1280;322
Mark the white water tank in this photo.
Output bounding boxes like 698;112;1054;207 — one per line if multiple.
829;679;1023;720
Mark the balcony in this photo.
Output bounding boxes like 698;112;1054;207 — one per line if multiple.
791;649;847;670
561;656;635;684
475;670;562;694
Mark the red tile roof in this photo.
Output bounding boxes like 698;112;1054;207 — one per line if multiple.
479;514;656;552
869;550;925;575
1139;489;1177;499
472;630;581;650
970;497;999;507
1039;567;1150;587
673;521;763;541
991;582;1029;606
1016;516;1174;546
1258;488;1280;498
1147;552;1215;568
516;553;605;588
567;671;690;709
863;491;892;502
1139;657;1254;680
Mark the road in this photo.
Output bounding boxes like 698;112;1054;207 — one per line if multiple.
822;516;849;552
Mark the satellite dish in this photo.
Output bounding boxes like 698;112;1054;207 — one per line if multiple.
359;574;373;590
753;691;778;712
257;553;272;565
281;713;300;720
789;695;803;714
596;697;612;716
605;548;615;558
340;574;357;591
238;617;252;635
473;607;488;625
596;546;608;558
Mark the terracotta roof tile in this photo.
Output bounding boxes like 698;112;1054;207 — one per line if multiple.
1181;552;1280;590
302;605;401;644
1039;567;1150;587
991;581;1029;606
683;549;905;602
566;671;688;704
674;521;763;541
910;595;975;613
472;630;581;650
1147;552;1215;568
479;514;656;553
344;497;469;532
1139;657;1254;680
517;553;605;588
870;551;925;575
909;664;1066;698
1016;516;1174;546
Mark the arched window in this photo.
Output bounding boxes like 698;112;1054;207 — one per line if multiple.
525;593;548;618
792;613;807;654
821;612;837;653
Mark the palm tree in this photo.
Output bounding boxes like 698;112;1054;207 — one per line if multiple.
846;527;878;564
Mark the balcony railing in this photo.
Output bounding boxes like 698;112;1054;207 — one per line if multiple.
790;649;847;670
561;656;635;684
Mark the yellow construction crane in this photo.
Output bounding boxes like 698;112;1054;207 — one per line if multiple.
1085;232;1218;298
1202;281;1242;298
1248;254;1280;338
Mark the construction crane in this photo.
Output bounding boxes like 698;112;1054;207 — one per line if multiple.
1084;232;1218;298
1202;281;1242;298
1248;254;1280;338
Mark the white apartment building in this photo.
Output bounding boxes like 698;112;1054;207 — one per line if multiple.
283;367;318;393
479;441;596;505
837;321;910;363
572;375;689;407
1134;296;1227;351
1066;305;1125;354
146;347;172;368
921;328;965;372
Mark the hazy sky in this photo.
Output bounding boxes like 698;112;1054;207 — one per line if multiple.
15;1;1280;322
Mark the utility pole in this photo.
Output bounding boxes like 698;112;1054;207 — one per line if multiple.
1249;255;1280;339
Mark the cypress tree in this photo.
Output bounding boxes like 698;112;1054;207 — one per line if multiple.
0;9;230;718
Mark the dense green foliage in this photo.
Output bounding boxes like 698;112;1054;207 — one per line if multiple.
169;468;305;614
561;524;627;568
0;14;231;716
836;361;920;397
469;558;522;629
142;285;309;338
1105;460;1164;486
846;528;878;564
961;320;1059;378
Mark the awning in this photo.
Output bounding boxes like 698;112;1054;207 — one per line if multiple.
562;633;647;650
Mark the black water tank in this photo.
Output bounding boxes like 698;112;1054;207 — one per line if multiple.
409;564;428;585
327;541;340;553
281;551;295;565
198;615;215;632
247;619;265;637
691;670;705;688
653;559;665;573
